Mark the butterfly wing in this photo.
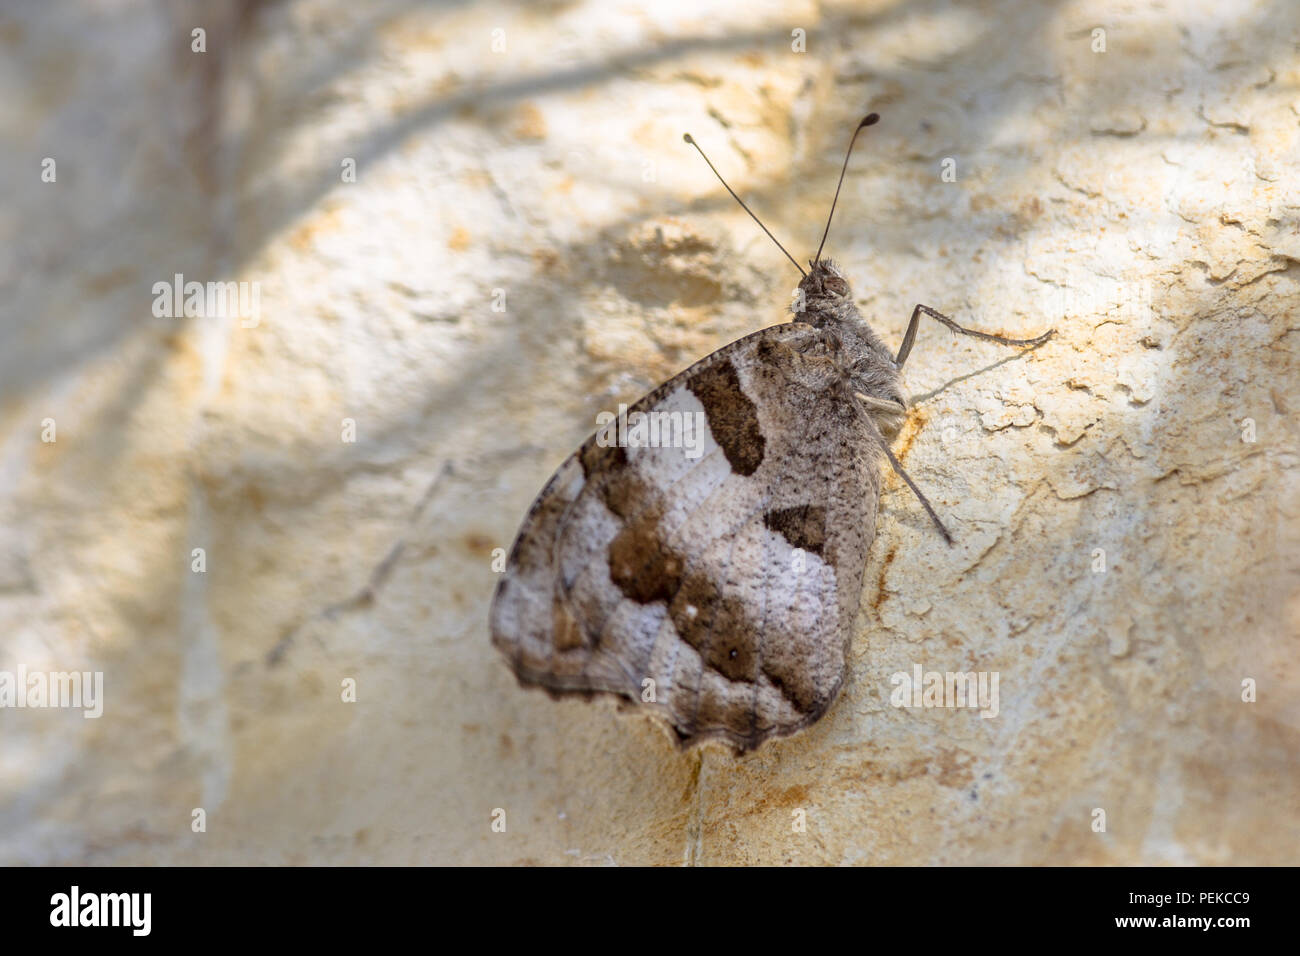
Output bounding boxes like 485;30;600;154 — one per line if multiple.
490;322;884;750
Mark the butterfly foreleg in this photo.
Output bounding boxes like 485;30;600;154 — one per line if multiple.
894;304;1055;370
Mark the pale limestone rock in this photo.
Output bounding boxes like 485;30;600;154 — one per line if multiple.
0;0;1296;865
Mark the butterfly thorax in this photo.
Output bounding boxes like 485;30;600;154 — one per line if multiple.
795;259;907;439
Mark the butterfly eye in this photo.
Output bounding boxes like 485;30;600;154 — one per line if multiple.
824;277;848;297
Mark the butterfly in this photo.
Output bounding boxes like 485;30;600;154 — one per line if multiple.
490;113;1053;752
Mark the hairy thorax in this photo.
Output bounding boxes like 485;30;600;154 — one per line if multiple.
796;260;907;439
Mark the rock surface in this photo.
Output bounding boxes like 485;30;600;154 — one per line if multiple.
0;0;1296;864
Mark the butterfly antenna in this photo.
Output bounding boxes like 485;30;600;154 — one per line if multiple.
813;112;880;266
683;133;806;278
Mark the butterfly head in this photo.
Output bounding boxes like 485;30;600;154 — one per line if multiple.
799;258;852;303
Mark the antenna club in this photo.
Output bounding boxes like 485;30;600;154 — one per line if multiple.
683;133;695;144
814;114;880;265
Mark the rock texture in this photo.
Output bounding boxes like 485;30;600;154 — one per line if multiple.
0;0;1296;864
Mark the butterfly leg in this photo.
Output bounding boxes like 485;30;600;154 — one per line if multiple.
895;304;1055;370
855;398;954;544
881;444;953;545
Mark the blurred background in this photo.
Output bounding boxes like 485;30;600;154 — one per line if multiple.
0;0;1296;864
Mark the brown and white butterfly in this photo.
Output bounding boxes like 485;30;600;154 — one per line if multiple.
490;113;1052;752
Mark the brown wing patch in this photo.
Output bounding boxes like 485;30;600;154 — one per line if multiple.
608;506;684;604
579;440;626;480
763;504;828;557
686;358;765;476
669;570;756;683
